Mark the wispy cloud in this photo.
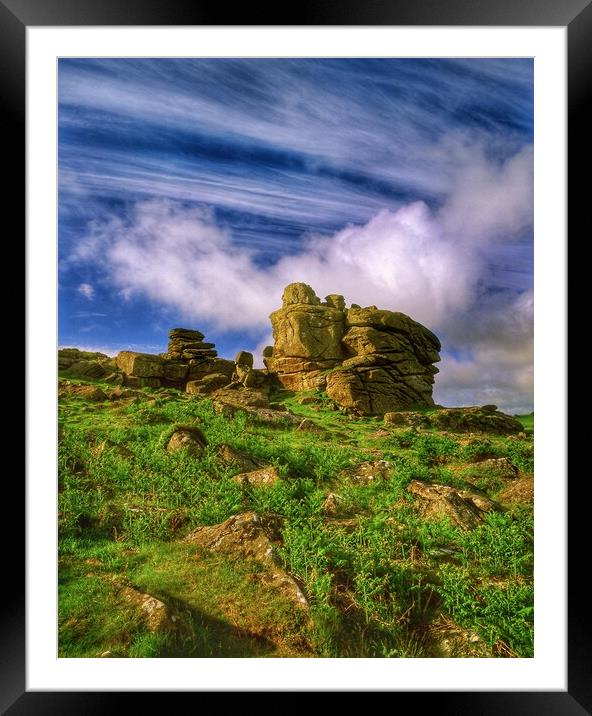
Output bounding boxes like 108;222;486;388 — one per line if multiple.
58;58;533;411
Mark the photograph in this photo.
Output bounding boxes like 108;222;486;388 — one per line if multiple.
56;57;536;660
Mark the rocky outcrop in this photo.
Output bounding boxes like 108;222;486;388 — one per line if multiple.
383;406;524;435
112;328;234;391
264;282;441;414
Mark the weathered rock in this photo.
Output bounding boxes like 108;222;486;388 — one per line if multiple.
232;466;279;487
235;351;254;368
67;360;107;379
58;383;108;402
498;475;534;506
325;294;345;310
321;492;346;516
117;351;164;378
104;372;125;385
430;407;523;435
166;427;207;456
282;282;321;307
184;512;307;608
186;373;230;395
248;408;301;426
297;395;323;406
117;583;189;635
266;284;440;413
211;386;270;411
123;376;161;389
477;457;519;478
340;460;392;485
217;444;262;472
233;363;269;389
383;411;408;426
58;347;109;370
407;480;500;530
108;387;145;401
266;283;345;391
162;362;188;381
425;615;489;658
169;327;205;341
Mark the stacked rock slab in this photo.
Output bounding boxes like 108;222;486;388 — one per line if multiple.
265;283;441;415
116;328;234;389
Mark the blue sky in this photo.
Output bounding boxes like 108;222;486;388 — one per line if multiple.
58;58;534;412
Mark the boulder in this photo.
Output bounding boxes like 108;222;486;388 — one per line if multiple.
339;460;392;485
430;407;523;435
165;427;207;456
498;475;534;506
186;373;230;395
211;386;270;411
325;294;345;310
282;282;321;307
108;387;145;401
67;360;107;379
235;351;254;368
407;480;501;530
296;418;324;432
321;492;346;516
232;466;279;487
58;384;108;402
116;351;164;378
58;348;109;370
162;362;188;381
123;376;161;388
117;583;189;635
477;457;519;478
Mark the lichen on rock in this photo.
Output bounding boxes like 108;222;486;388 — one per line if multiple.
265;282;441;414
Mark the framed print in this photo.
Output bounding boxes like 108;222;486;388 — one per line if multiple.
11;0;585;711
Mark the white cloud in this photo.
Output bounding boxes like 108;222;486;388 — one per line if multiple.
434;290;533;413
71;144;533;411
77;282;95;300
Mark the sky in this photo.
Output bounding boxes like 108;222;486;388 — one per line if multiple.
58;58;534;413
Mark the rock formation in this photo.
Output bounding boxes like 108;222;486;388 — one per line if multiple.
112;328;234;390
264;282;441;415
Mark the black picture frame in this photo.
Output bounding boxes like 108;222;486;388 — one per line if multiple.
11;0;585;711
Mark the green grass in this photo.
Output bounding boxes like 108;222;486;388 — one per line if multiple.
515;413;534;433
58;375;534;658
59;537;310;657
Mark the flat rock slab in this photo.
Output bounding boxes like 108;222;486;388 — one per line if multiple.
212;386;270;410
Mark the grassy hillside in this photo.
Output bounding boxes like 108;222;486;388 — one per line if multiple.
58;374;534;658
